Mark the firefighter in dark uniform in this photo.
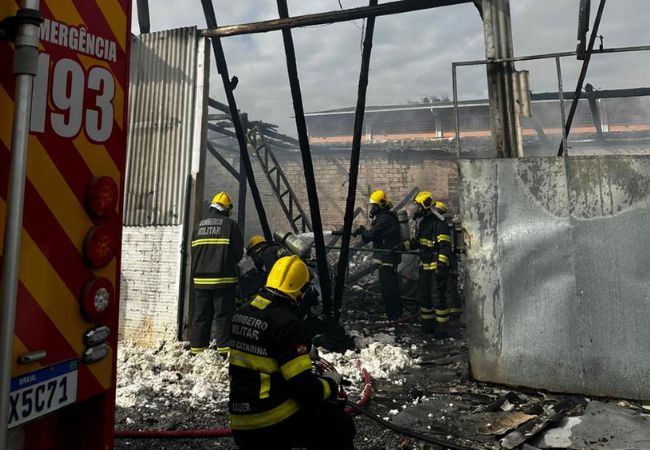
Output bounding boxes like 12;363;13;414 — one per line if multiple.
354;190;403;320
412;192;452;337
240;235;291;299
435;201;463;320
247;235;291;274
229;255;355;450
190;192;244;357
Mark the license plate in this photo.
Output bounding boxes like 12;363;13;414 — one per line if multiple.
8;359;78;429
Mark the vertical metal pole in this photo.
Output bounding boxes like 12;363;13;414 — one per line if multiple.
332;0;377;321
558;0;607;156
1;1;40;445
136;0;151;34
238;114;248;235
276;0;332;316
482;0;517;158
199;0;272;239
452;63;462;158
555;56;568;156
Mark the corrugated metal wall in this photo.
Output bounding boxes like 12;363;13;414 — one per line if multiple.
459;156;650;401
124;27;202;225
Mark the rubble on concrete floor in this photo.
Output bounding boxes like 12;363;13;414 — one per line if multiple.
115;294;650;450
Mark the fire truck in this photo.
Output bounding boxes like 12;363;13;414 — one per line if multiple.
0;0;131;448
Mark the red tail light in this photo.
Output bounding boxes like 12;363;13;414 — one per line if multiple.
83;224;118;268
81;277;114;323
85;176;118;218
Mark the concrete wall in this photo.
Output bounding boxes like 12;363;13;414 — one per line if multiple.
204;144;459;241
119;226;183;344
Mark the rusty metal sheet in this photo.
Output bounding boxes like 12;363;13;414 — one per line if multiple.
459;156;650;401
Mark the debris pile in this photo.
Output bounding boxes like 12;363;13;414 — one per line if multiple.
115;298;650;450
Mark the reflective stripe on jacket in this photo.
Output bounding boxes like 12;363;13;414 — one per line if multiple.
228;290;333;430
191;210;244;289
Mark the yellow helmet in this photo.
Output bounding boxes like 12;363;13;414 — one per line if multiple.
434;201;447;213
413;191;435;210
265;255;310;302
211;192;233;214
368;190;389;207
246;235;266;254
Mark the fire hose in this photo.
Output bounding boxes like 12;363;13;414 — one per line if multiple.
114;359;373;440
114;359;479;449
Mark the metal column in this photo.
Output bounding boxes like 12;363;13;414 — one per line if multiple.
276;0;332;316
0;0;41;445
136;0;150;34
481;0;518;158
333;0;378;321
558;0;607;156
200;0;272;239
238;114;248;235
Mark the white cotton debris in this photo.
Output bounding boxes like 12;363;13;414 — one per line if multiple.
389;409;399;415
319;340;413;383
117;328;417;411
116;341;230;409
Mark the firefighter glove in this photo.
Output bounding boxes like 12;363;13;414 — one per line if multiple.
353;225;366;237
321;371;342;400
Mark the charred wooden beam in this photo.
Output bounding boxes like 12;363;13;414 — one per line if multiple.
277;0;333;316
136;0;150;34
201;0;272;239
207;141;240;180
202;0;473;38
333;0;378;321
207;122;237;139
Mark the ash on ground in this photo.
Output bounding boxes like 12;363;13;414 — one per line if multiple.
115;291;648;450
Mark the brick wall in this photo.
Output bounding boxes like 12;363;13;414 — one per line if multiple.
119;226;183;345
205;145;459;241
118;146;459;344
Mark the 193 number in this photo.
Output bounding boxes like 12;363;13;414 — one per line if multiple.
30;53;115;143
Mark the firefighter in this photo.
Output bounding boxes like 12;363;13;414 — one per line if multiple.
412;192;452;337
229;255;355;450
190;192;244;357
435;201;463;320
354;190;403;320
240;235;291;299
247;235;291;274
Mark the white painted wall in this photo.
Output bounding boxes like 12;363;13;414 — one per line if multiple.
119;226;183;346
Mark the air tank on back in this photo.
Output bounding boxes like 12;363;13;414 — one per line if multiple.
396;209;411;250
273;231;312;260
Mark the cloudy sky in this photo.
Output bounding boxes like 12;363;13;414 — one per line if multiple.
132;0;650;135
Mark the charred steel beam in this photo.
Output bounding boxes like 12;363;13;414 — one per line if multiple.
208;122;237;139
531;87;650;101
454;45;650;67
200;0;272;239
333;0;378;321
585;84;604;140
261;128;300;147
395;187;421;211
238;114;249;234
136;0;150;34
558;0;607;157
207;141;240;180
576;0;591;60
208;97;232;114
276;0;332;316
207;113;231;121
523;116;549;143
202;0;473;38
